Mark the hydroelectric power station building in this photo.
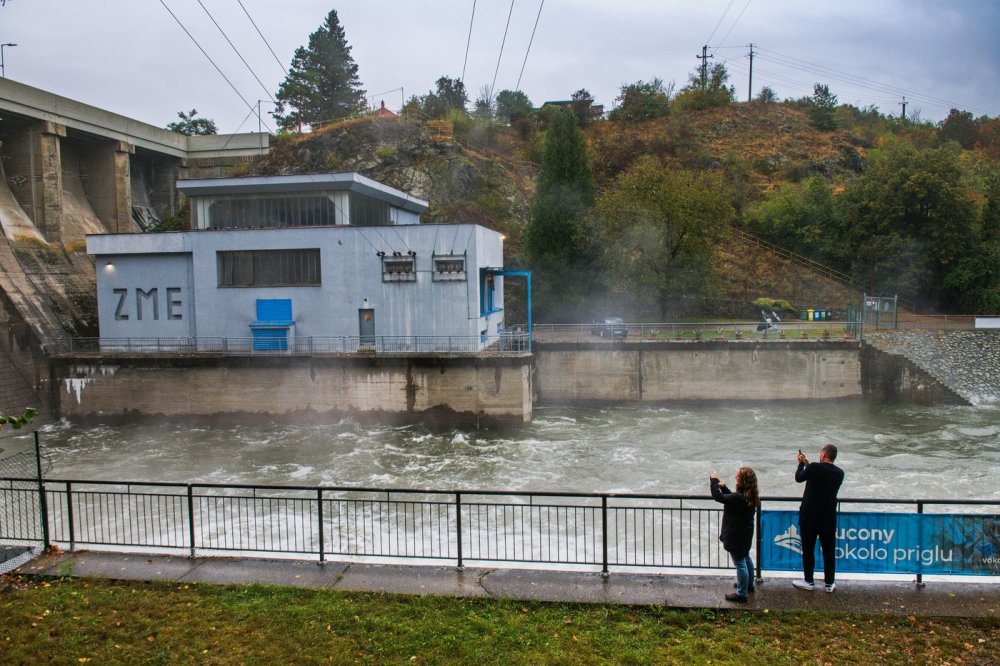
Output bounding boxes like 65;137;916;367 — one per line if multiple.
86;173;508;352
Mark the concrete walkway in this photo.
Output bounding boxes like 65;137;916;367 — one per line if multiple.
15;550;1000;618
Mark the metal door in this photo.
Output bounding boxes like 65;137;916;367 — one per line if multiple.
358;308;375;349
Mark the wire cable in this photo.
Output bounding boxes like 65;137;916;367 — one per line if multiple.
158;0;256;116
716;0;753;47
234;0;286;74
515;0;544;91
461;0;477;83
705;0;736;45
756;47;994;115
196;0;276;107
489;0;516;99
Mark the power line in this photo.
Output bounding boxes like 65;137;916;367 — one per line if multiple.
755;47;994;116
461;0;477;83
158;0;256;117
705;0;736;45
195;0;276;107
724;49;993;117
234;0;286;75
716;0;753;47
489;0;516;99
515;0;544;91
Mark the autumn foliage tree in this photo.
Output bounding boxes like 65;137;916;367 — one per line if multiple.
588;157;733;318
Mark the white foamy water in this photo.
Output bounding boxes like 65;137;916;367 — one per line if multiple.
15;401;1000;502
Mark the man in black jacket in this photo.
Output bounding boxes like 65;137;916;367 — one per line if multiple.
792;444;845;592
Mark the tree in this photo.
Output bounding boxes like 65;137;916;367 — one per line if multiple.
409;76;469;118
808;83;838;131
274;9;366;130
494;89;533;124
588;157;733;318
524;107;596;313
755;86;778;104
674;63;734;110
473;85;494;120
838;139;976;308
166;109;218;136
608;79;672;123
744;177;842;266
938;109;980;149
942;172;1000;312
569;89;601;127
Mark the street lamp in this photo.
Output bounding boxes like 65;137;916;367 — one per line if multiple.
0;43;16;78
256;100;278;154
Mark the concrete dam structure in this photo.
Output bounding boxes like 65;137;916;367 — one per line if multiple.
0;78;265;417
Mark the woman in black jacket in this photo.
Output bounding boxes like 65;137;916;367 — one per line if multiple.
710;466;760;602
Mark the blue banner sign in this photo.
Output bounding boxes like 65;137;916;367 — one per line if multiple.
761;510;1000;576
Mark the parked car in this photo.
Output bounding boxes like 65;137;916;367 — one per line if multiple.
591;317;628;339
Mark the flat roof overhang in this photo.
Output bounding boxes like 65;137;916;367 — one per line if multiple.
176;173;429;214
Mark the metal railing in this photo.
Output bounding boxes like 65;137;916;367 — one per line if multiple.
532;321;860;342
60;333;531;355
3;477;996;577
1;479;729;572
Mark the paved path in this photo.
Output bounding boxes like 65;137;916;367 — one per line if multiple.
15;550;1000;618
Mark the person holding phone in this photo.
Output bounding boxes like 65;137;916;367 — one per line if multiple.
710;466;760;602
793;444;845;592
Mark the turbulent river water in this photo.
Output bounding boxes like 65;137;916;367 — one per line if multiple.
16;400;1000;501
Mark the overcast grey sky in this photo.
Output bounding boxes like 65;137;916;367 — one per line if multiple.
3;1;999;133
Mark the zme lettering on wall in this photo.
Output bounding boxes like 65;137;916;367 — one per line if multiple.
113;287;184;320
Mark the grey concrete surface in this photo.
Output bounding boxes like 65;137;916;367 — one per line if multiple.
14;551;1000;617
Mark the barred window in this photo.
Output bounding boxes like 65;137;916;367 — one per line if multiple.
382;255;416;282
432;254;466;281
206;194;344;229
217;249;321;287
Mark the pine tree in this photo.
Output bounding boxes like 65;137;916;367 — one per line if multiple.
524;107;596;313
274;10;366;130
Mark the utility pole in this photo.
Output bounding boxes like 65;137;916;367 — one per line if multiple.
697;45;713;90
747;43;756;102
899;96;907;121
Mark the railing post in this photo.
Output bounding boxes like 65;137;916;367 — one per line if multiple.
455;492;463;571
601;495;609;578
34;431;50;549
66;481;75;552
755;503;763;582
915;501;925;588
187;485;195;558
317;488;325;563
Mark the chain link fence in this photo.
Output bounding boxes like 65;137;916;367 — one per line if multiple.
0;433;43;573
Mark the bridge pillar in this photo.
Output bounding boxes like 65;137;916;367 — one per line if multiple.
31;121;66;243
80;140;134;233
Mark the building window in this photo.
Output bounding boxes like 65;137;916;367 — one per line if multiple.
432;253;466;281
349;192;391;226
382;255;416;282
217;249;321;287
204;193;346;229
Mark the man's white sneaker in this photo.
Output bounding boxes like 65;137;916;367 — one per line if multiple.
792;579;816;591
825;583;836;593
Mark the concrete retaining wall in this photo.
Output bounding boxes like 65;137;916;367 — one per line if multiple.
50;354;533;428
534;340;863;403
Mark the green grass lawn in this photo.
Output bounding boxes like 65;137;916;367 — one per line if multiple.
1;576;996;664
